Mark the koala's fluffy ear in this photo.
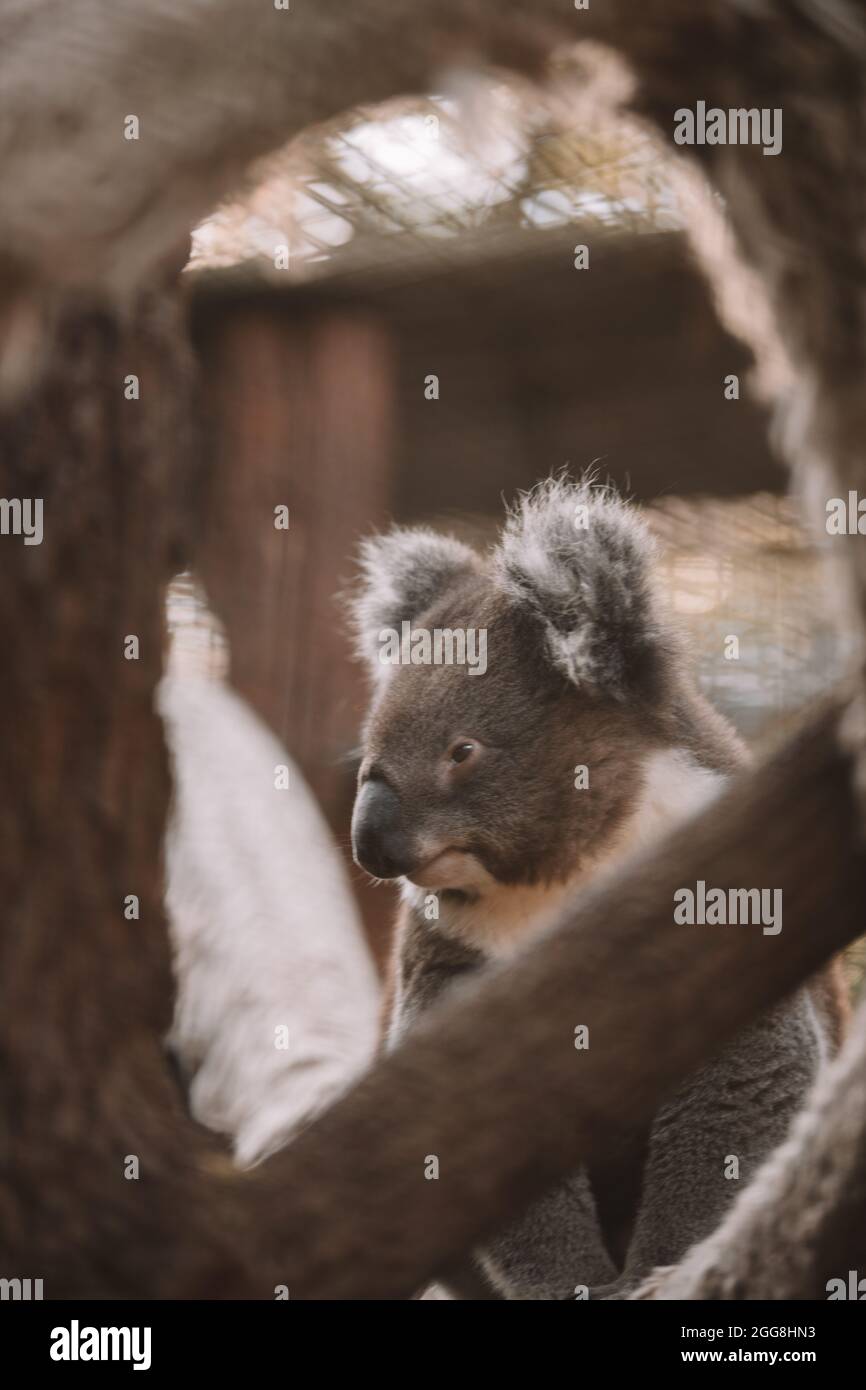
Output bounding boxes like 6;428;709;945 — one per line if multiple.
349;527;480;672
493;478;665;700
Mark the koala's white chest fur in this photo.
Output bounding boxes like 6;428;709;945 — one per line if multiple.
402;747;726;960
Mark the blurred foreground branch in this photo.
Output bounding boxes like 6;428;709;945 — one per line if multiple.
236;699;866;1298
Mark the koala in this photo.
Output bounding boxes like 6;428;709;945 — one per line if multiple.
348;478;833;1300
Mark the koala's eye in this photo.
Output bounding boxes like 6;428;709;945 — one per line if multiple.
442;738;485;789
449;739;479;766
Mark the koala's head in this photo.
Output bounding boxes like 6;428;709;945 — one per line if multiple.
349;479;677;896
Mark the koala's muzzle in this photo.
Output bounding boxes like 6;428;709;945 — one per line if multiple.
351;779;415;879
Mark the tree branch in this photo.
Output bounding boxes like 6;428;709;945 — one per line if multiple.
237;698;865;1298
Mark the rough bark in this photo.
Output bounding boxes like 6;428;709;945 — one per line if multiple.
0;297;227;1294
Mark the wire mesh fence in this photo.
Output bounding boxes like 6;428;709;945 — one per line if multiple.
188;59;679;284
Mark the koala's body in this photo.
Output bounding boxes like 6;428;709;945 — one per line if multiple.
349;479;837;1300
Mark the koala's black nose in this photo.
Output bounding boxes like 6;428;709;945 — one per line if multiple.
351;779;414;879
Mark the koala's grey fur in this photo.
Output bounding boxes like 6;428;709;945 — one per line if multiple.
350;478;835;1300
495;480;663;699
352;527;482;673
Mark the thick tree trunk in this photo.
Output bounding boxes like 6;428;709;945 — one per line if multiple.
0;297;226;1294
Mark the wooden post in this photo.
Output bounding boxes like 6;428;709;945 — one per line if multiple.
193;304;394;821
